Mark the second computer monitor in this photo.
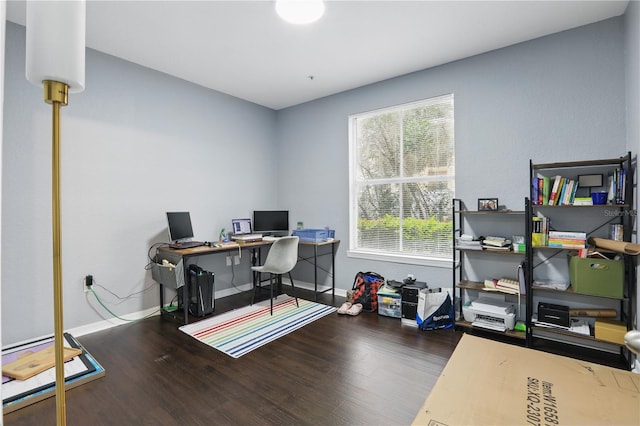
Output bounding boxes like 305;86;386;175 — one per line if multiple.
253;210;289;236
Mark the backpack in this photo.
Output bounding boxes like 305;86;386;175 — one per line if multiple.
351;271;385;312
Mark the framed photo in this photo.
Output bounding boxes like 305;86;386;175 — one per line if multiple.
478;198;498;211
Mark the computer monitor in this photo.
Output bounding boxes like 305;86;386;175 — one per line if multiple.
253;210;289;236
166;212;194;243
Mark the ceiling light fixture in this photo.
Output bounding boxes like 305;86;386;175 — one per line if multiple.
276;0;325;25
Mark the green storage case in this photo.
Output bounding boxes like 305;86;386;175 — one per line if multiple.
568;255;624;298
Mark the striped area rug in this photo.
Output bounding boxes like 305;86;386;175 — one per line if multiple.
179;296;336;358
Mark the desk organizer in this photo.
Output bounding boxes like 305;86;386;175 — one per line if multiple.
292;228;334;242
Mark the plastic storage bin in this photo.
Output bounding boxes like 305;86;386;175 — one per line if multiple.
292;228;329;242
569;255;624;298
377;286;401;318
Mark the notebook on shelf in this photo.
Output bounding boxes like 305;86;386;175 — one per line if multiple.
230;218;263;241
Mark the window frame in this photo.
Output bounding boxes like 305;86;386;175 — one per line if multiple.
347;95;455;268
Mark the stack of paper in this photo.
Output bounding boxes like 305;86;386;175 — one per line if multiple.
532;280;570;291
457;234;483;250
482;236;512;251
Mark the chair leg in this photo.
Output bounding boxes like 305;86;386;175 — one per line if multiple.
251;272;256;306
288;272;299;307
269;273;274;315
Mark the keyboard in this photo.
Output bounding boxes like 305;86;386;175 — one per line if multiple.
262;236;281;242
170;241;204;249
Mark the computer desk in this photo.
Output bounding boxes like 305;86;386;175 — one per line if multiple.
156;239;339;324
298;239;339;301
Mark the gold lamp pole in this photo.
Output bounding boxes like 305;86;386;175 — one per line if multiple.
26;2;86;424
47;80;68;424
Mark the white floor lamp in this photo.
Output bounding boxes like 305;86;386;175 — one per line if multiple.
25;1;86;424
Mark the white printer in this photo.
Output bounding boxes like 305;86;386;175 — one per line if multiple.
462;293;516;331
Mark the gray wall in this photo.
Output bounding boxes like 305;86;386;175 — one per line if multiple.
2;22;277;344
277;16;627;290
624;0;639;333
2;11;634;345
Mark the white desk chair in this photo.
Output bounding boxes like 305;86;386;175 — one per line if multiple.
251;236;299;315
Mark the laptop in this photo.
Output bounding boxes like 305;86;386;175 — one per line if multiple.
230;218;263;241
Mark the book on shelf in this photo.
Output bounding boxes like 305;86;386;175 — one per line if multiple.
547;230;586;249
531;215;550;247
541;175;550;205
573;197;593;206
482;236;511;247
481;236;512;251
556;178;579;206
608;167;627;204
482;245;512;251
558;178;568;205
544;175;582;206
531;174;551;205
483;277;520;294
548;175;562;205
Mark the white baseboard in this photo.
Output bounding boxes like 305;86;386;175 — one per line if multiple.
67;280;346;338
68;306;161;337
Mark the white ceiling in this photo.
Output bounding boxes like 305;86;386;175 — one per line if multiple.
6;0;630;110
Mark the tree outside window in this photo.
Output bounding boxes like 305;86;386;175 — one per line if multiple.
349;94;454;263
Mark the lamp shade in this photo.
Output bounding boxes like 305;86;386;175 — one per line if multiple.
26;0;86;93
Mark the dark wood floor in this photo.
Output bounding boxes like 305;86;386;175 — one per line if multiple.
4;289;463;425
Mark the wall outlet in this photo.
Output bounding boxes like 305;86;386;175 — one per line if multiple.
84;274;93;293
234;255;240;265
226;255;232;266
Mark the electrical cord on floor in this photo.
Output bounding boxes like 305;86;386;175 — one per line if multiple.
88;287;160;322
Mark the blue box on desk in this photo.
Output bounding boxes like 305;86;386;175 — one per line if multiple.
292;228;331;242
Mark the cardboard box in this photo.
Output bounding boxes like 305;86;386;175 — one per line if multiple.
595;319;628;345
569;255;624;298
412;334;639;426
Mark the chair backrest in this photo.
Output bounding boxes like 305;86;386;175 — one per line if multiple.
261;236;299;274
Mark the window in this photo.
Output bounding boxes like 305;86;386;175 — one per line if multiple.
348;94;455;265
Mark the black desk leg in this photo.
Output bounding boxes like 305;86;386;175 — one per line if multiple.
159;283;165;318
331;242;336;298
183;257;190;325
314;244;318;301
